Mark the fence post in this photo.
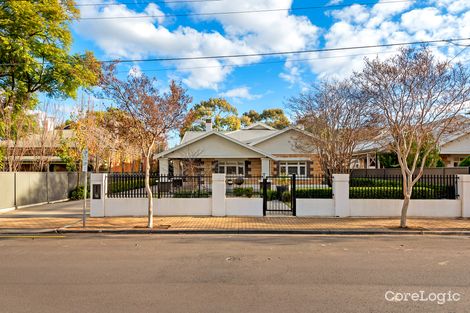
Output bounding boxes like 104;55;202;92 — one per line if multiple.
262;177;267;216
211;173;226;216
333;174;350;217
90;173;107;217
458;174;470;218
291;174;296;216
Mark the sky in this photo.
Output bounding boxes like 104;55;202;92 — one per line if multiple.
64;0;470;129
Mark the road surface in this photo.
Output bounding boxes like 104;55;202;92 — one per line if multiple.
0;234;469;313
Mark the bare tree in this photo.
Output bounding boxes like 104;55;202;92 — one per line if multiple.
30;102;63;172
354;47;470;228
180;148;203;176
287;79;375;183
100;64;191;228
1;107;35;172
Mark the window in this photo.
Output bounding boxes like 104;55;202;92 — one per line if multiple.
218;161;245;176
279;162;307;177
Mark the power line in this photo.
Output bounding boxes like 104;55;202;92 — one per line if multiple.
1;37;469;66
77;0;412;20
103;37;470;64
119;50;401;73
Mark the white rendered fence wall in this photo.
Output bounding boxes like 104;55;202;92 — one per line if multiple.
90;173;470;218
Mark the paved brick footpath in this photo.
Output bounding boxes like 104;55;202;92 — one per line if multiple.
2;215;470;232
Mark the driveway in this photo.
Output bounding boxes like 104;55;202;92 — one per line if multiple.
0;200;89;218
0;201;89;232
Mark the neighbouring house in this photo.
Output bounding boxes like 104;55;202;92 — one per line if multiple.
1;125;143;172
353;116;470;169
155;121;322;177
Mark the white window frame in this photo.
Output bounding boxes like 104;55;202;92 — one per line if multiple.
279;161;307;177
218;161;245;176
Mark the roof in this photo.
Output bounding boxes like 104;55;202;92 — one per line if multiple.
180;123;279;145
156;131;276;159
160;123;321;159
0;129;75;148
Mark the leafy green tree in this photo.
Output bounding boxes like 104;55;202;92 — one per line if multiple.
241;108;290;129
0;0;100;115
179;98;239;137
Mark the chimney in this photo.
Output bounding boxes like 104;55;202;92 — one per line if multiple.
205;119;213;132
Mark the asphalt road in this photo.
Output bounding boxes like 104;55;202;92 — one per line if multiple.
0;234;469;313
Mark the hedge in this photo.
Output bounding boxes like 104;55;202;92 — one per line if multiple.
296;188;333;199
69;185;90;200
350;178;401;187
232;187;255;198
349;186;455;199
173;191;210;198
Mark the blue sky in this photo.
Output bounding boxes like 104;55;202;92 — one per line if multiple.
64;0;470;121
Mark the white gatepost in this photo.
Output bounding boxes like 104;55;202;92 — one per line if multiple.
261;158;270;176
90;173;107;217
159;158;169;175
211;173;226;216
458;175;470;218
333;174;350;217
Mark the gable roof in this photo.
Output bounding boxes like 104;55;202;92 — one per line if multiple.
155;130;275;159
244;122;276;130
250;126;314;146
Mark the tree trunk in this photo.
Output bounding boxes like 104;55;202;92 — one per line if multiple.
145;153;153;228
400;195;411;228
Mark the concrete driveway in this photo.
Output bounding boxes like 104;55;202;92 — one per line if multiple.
0;200;89;218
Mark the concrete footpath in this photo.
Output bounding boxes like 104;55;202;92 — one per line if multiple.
1;201;470;234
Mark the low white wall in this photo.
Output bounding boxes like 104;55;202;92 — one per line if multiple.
350;199;461;217
156;198;212;216
226;198;263;216
296;199;335;217
104;198;148;217
100;198;212;217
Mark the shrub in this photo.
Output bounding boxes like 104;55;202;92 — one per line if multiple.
233;187;254;198
459;156;470;167
70;185;90;200
281;191;291;203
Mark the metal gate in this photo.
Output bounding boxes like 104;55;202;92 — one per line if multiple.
262;175;296;216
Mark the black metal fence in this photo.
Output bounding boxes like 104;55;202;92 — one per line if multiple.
295;175;332;199
107;173;212;198
225;176;263;198
349;175;459;199
106;173;459;202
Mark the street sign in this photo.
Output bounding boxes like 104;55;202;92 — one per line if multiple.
82;149;88;172
82;148;88;228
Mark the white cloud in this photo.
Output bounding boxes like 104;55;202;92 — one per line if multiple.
309;0;470;79
219;86;262;100
74;0;318;90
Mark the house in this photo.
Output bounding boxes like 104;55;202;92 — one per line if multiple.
156;121;322;177
353;117;470;169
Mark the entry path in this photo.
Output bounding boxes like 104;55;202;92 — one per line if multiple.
1;200;470;233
